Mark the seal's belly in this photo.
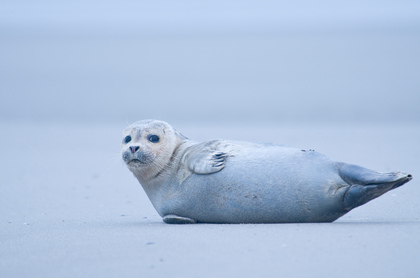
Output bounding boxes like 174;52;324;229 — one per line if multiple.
162;150;349;223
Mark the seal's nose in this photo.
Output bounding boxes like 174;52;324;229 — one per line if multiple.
129;146;140;153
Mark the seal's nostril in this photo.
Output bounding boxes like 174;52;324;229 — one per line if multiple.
130;146;140;153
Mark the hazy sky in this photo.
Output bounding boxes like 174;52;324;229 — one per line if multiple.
2;1;420;35
1;1;419;124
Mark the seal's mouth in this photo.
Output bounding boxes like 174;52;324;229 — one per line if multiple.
122;150;154;166
127;159;143;164
126;159;151;168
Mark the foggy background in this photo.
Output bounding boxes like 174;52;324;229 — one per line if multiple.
1;1;420;278
1;0;419;125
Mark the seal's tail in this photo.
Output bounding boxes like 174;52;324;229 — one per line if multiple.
338;163;412;211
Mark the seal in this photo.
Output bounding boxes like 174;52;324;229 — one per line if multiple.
121;119;413;224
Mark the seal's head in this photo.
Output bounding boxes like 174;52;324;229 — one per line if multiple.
121;119;186;181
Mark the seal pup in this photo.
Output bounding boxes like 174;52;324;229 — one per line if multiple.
121;119;412;224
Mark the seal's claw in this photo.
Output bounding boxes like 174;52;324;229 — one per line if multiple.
212;152;227;166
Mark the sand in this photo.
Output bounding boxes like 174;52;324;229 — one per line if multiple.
1;121;419;278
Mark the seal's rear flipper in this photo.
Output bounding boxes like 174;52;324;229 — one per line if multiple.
163;214;197;224
338;163;412;211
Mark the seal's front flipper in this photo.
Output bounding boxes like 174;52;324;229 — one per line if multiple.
339;163;412;211
185;144;228;174
163;214;197;224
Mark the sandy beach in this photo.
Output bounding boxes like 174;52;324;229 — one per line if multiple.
1;121;419;278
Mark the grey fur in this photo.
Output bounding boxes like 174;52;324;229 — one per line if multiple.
121;120;412;224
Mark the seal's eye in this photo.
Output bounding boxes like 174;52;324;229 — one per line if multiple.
147;134;160;143
124;135;131;144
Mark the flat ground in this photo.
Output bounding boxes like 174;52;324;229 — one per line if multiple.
1;121;419;278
